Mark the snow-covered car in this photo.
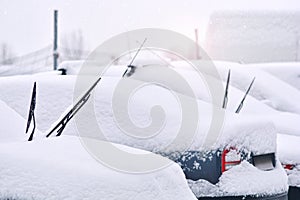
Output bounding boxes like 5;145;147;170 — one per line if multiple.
100;63;288;199
0;95;197;200
192;60;300;199
0;61;289;199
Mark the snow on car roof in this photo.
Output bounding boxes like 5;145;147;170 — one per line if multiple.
169;60;300;137
0;72;277;154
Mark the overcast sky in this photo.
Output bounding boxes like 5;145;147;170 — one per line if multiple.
1;0;300;56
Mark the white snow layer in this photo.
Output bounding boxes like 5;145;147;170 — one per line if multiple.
0;136;197;200
189;161;288;197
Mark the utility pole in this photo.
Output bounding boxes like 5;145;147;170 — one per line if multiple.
53;10;58;70
194;29;200;60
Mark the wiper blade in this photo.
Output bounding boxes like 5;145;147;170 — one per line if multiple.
222;69;231;109
235;77;255;114
122;38;147;77
46;77;101;137
26;82;37;141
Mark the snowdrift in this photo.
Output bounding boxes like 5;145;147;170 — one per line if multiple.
0;136;196;200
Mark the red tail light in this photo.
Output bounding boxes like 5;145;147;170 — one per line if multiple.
222;147;241;173
282;164;295;170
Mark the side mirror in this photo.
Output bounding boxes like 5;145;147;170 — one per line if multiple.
252;153;276;171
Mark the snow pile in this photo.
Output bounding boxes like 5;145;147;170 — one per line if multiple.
0;136;197;200
188;161;288;197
